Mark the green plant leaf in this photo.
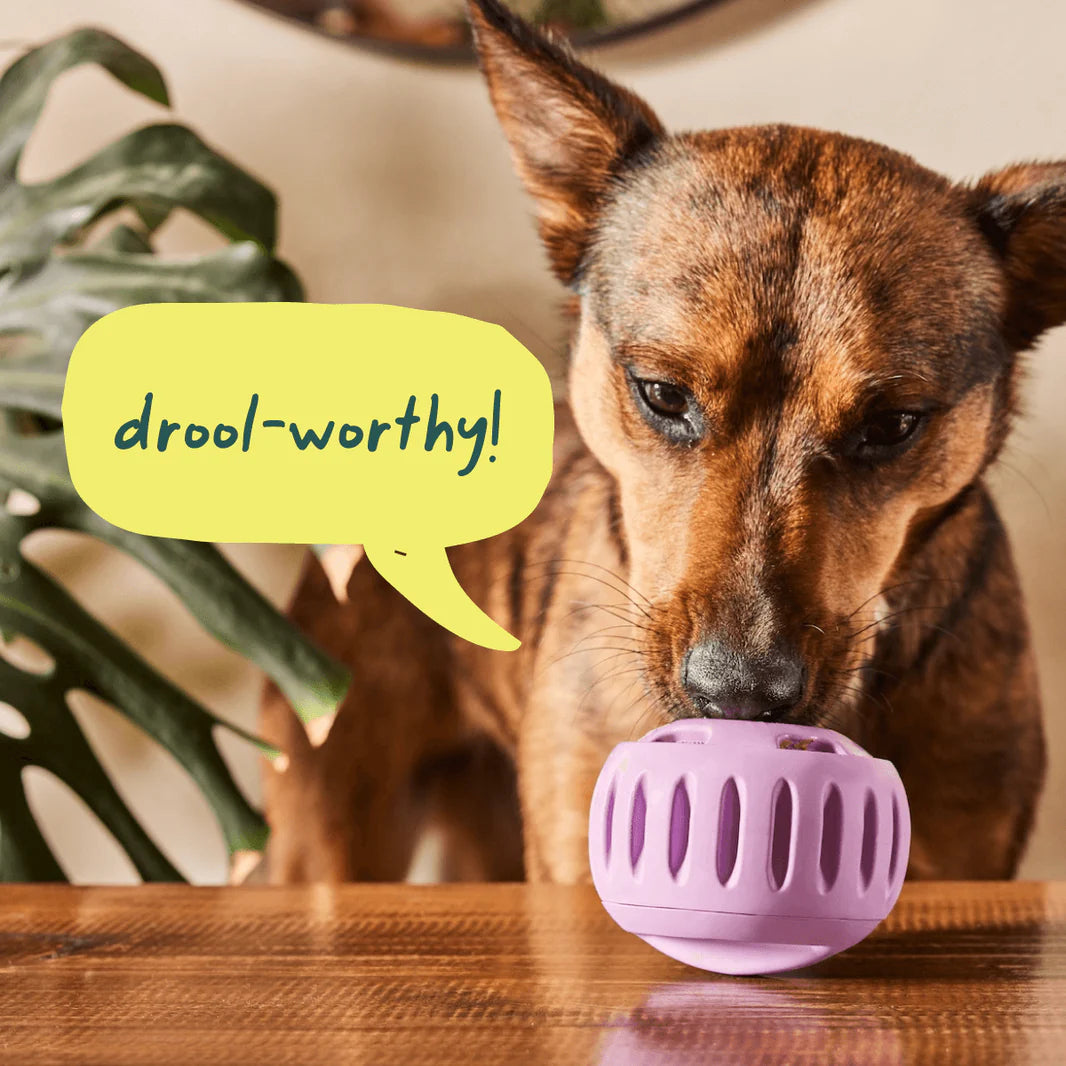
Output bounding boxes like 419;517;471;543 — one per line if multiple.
0;27;275;267
0;27;168;181
0;243;302;383
0;28;350;882
0;123;281;269
0;737;67;882
0;431;349;724
0;511;268;858
0;658;182;881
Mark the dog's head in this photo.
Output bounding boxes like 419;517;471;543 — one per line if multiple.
470;0;1066;724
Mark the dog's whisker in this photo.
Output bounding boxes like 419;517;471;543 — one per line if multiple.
844;576;964;623
533;624;641;679
539;558;654;607
570;664;651;733
568;674;644;735
845;601;956;642
569;662;647;718
844;612;963;662
623;682;669;740
567;639;643;660
829;664;899;682
572;619;639;639
551;646;641;674
573;662;649;706
492;564;653;624
517;560;655;620
558;644;644;659
562;600;650;631
542;639;644;674
565;622;641;643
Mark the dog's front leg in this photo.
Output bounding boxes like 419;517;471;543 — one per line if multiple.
516;705;609;883
882;636;1045;880
516;650;663;884
869;496;1047;879
261;552;462;882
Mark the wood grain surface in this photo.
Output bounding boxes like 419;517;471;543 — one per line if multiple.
0;882;1064;1065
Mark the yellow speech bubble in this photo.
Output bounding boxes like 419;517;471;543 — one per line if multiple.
62;303;555;651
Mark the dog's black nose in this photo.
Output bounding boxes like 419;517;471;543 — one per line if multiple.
682;640;806;721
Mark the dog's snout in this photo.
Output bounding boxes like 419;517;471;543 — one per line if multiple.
682;640;806;721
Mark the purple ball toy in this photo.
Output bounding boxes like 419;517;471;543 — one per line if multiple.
588;719;910;975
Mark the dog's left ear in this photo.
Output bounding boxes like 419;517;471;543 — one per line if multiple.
467;0;664;285
970;163;1066;350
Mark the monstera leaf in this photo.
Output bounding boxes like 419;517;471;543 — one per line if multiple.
0;29;349;881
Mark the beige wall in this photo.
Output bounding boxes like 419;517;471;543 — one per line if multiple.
3;0;1064;881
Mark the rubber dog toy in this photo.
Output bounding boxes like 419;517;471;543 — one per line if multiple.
589;719;910;975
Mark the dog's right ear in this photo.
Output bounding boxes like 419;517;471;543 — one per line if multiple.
468;0;664;284
970;162;1066;351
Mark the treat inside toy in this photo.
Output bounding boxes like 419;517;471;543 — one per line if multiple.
588;719;910;976
777;734;842;753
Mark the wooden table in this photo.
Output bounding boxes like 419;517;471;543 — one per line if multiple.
0;882;1063;1064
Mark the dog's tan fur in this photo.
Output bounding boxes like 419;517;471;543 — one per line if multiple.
261;0;1065;884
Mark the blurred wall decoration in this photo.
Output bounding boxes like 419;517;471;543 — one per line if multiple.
247;0;732;59
2;0;1065;882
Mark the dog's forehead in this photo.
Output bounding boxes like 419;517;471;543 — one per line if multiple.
586;126;1001;398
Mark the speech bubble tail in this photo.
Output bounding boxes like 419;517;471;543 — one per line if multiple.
364;542;520;652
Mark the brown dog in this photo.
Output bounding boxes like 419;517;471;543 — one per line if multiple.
261;0;1060;884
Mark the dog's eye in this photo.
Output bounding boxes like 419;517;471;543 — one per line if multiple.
851;410;924;456
639;380;690;418
626;370;704;444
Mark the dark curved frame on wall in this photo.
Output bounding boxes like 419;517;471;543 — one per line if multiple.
238;0;732;63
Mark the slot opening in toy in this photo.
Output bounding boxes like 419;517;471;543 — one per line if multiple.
777;734;842;754
651;724;712;744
